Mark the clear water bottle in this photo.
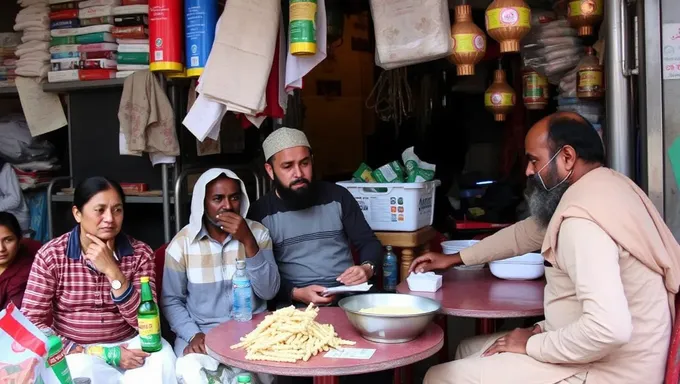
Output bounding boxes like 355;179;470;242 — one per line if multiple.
383;245;398;292
232;259;252;322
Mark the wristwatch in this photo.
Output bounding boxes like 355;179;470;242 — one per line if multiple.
361;261;375;276
110;279;122;290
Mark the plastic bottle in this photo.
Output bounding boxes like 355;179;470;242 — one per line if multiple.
137;276;162;352
232;259;253;322
577;46;604;100
42;329;74;384
383;245;398;292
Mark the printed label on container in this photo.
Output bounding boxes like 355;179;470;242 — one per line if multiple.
577;70;603;90
484;92;515;107
138;316;161;345
452;34;485;53
289;0;317;44
523;73;548;101
568;0;603;17
185;0;217;72
486;7;530;30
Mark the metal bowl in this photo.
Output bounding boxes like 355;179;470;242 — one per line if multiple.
338;293;441;344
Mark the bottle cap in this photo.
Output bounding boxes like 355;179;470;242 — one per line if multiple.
237;374;252;383
141;276;150;283
386;245;393;251
236;259;246;269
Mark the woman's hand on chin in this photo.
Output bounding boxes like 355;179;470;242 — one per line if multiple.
84;233;119;277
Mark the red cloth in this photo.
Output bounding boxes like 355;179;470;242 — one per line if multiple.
0;240;40;310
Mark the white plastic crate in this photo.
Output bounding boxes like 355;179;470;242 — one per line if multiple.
337;180;441;232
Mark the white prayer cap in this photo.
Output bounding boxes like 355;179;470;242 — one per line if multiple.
262;127;311;161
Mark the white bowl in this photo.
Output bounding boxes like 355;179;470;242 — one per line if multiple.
489;253;544;280
441;240;479;255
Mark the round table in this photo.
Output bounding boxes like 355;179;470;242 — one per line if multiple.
397;268;545;361
206;307;444;384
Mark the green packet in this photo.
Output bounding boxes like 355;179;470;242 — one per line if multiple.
372;161;405;183
402;147;436;182
352;163;376;183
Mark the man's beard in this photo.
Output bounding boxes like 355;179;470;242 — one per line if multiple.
273;172;315;209
524;164;570;228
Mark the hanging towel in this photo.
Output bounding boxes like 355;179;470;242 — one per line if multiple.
118;70;180;160
240;21;286;128
284;0;327;91
199;0;280;115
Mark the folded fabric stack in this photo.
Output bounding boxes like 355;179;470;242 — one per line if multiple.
0;33;21;87
48;0;120;82
112;4;149;78
13;0;51;80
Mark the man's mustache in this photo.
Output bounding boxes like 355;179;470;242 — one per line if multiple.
290;178;310;187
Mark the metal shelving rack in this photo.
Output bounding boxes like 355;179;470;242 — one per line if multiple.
43;77;178;244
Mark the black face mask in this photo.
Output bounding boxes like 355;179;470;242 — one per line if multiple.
524;163;570;228
273;172;315;209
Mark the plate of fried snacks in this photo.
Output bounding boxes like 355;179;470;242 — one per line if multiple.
230;304;356;363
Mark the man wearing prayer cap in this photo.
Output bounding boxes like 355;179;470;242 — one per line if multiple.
248;127;382;308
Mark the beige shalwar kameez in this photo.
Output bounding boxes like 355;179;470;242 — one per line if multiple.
424;168;680;384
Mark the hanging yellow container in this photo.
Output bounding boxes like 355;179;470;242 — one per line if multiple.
290;0;318;56
449;4;487;76
485;68;516;121
567;0;604;36
485;0;531;53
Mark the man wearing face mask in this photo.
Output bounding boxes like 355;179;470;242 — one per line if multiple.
161;169;279;384
412;112;680;384
248;128;382;308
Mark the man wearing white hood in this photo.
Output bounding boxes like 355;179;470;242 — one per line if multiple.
161;169;280;382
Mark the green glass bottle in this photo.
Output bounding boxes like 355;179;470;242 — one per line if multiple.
137;276;162;352
42;329;73;384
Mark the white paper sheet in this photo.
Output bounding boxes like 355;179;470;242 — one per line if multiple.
15;76;67;137
324;348;376;360
322;282;372;297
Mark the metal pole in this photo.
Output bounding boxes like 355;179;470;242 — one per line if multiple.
162;163;171;243
638;0;664;214
605;0;634;176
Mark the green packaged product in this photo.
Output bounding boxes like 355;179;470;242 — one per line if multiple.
402;147;436;182
117;52;150;65
352;163;376;183
371;161;405;183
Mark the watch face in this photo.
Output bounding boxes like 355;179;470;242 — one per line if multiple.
111;280;122;290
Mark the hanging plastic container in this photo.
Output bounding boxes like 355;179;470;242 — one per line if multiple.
522;68;549;109
577;46;604;99
485;0;531;53
289;0;317;56
449;3;486;76
567;0;603;36
184;0;217;78
149;0;183;72
485;67;516;121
